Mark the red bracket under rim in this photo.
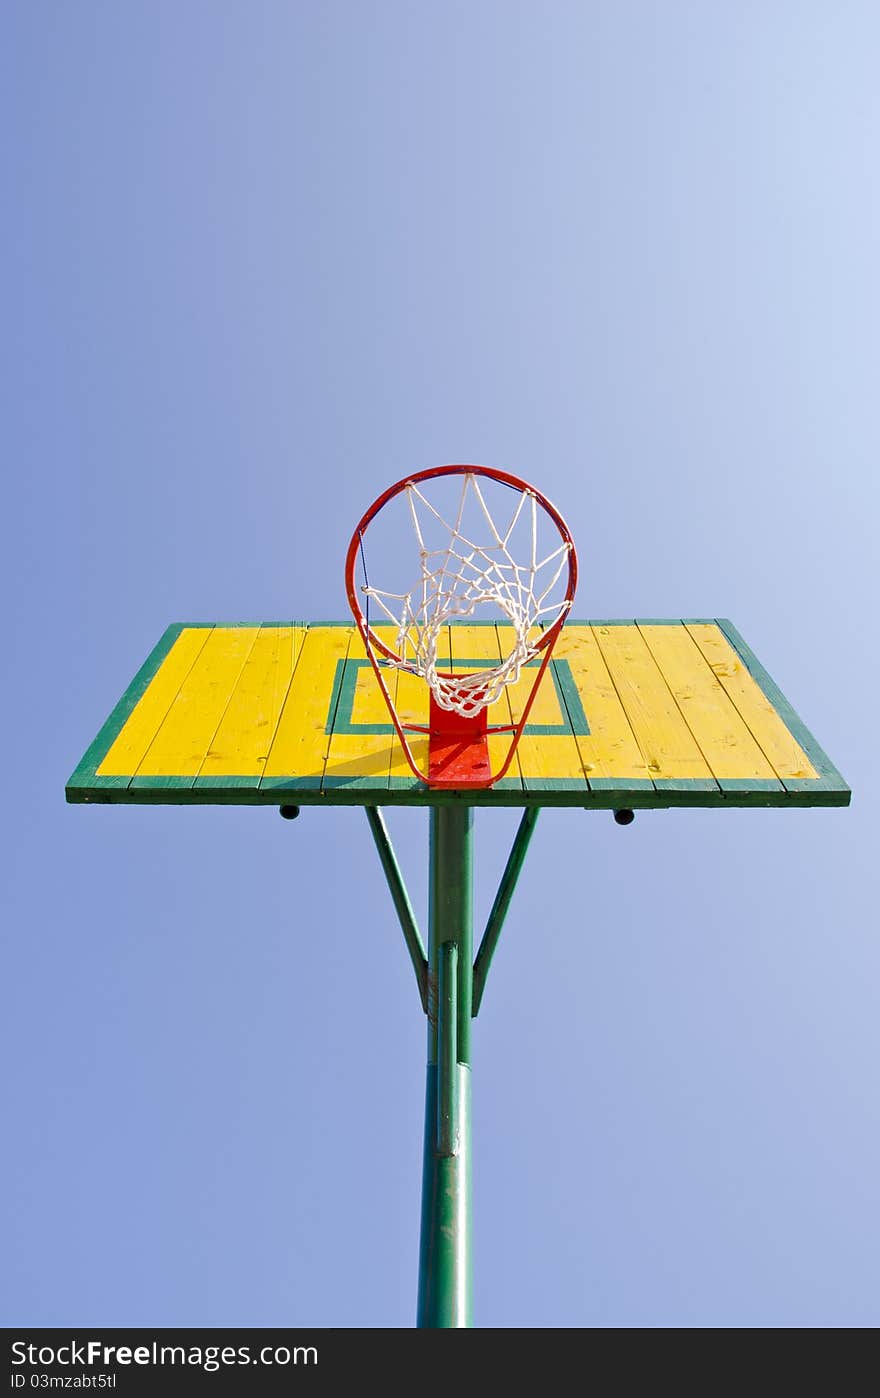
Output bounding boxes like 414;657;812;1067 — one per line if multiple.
427;696;492;789
353;615;562;790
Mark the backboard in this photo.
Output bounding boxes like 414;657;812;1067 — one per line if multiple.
67;619;849;809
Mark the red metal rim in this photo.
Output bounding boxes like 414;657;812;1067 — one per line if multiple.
344;463;578;665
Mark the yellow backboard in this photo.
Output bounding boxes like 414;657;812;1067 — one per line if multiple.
67;621;849;808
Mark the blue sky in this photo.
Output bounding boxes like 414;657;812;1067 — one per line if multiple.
3;2;878;1327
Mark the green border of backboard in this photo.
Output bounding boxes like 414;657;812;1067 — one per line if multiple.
65;620;851;809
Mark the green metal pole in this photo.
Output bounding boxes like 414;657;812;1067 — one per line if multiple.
417;805;473;1328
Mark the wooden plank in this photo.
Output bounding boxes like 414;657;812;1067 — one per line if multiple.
194;626;304;786
261;624;353;789
498;624;585;792
638;624;783;789
322;626;402;791
685;623;818;783
548;624;654;789
131;627;259;783
449;624;523;791
97;626;214;779
68;624;205;794
384;622;445;787
66;777;850;810
707;622;848;799
593;624;717;789
386;662;433;787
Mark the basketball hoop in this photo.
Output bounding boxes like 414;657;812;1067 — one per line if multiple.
344;464;578;788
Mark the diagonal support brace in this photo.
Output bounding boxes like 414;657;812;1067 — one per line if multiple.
365;806;429;1012
471;806;541;1016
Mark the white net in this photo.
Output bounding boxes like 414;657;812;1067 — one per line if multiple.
359;472;573;717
